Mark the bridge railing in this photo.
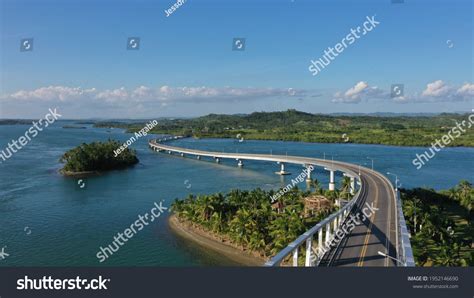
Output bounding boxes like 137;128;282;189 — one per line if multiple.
264;182;363;267
395;190;416;267
150;138;414;266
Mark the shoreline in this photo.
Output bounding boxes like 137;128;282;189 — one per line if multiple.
168;214;266;266
59;169;100;178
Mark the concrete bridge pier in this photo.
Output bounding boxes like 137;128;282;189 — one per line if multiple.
180;152;185;157
305;165;313;183
329;170;335;191
275;162;290;175
215;157;220;163
237;159;244;167
196;155;201;160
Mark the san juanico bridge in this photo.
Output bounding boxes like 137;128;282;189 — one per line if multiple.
149;137;415;267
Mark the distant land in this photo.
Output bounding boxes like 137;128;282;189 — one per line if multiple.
3;111;473;123
92;110;474;147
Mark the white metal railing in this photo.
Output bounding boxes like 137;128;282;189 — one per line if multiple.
264;184;363;267
150;137;414;267
395;190;416;266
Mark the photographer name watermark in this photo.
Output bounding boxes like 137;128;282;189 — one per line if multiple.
113;120;158;157
270;165;314;203
165;0;187;17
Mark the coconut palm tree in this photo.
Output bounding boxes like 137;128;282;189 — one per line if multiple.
403;196;422;232
340;176;351;193
456;180;473;211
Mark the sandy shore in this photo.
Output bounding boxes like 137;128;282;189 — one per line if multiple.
59;169;100;178
168;214;266;266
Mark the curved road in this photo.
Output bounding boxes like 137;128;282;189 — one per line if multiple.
149;139;398;267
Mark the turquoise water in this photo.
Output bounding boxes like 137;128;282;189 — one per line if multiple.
0;122;472;266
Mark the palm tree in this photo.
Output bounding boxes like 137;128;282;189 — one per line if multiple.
340;176;351;193
456;180;473;211
228;208;256;247
403;196;422;232
312;178;322;194
433;242;466;266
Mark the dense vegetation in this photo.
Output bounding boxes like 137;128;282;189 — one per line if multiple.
401;181;473;266
60;140;139;173
171;178;352;259
172;178;473;266
95;110;474;147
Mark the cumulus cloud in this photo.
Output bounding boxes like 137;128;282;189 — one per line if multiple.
1;85;306;104
8;86;97;101
421;80;451;97
332;80;473;104
456;83;474;97
418;80;473;102
332;81;385;103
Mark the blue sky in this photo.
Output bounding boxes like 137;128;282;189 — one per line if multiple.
0;0;472;118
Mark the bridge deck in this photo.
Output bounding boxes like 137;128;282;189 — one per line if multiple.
149;139;398;267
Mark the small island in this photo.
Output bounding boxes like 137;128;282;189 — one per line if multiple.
62;125;87;129
169;183;345;265
60;140;139;176
170;180;473;266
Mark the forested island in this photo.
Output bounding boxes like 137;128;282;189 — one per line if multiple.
60;140;139;176
170;180;473;266
170;178;352;264
94;110;474;147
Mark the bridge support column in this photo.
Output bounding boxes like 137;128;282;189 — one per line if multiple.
305;237;313;266
197;155;201;160
215;157;220;163
350;177;355;195
275;162;290;175
168;151;172;154
305;165;312;183
329;170;335;191
237;159;244;167
180;152;185;157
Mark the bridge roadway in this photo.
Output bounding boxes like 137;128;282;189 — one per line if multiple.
149;139;398;267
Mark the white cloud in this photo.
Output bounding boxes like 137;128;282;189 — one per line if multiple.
417;80;472;102
421;80;451;97
332;80;473;104
456;83;474;97
8;86;97;101
332;81;385;103
1;85;305;104
95;87;129;102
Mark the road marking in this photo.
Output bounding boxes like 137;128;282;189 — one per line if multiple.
372;170;398;266
358;174;379;266
385;177;391;266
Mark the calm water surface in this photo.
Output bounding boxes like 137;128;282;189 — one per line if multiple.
0;121;472;266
